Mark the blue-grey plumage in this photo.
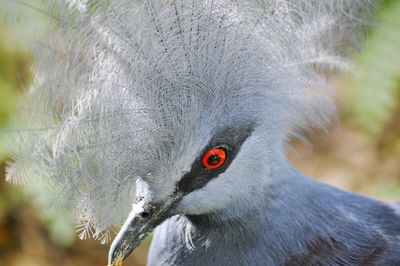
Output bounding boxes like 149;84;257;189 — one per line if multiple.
3;0;398;265
149;175;400;265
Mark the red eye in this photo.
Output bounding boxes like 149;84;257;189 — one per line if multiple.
202;147;227;170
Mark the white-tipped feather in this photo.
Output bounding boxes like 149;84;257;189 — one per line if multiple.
4;0;380;241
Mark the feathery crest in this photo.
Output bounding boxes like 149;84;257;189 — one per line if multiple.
4;0;379;241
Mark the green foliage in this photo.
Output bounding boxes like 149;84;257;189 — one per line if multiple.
0;35;21;124
0;0;52;49
0;30;23;160
0;20;75;246
346;1;400;137
0;78;17;127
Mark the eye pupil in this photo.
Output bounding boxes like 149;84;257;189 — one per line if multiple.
207;154;221;166
202;147;227;170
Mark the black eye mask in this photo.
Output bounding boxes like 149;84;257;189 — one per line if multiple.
176;125;254;195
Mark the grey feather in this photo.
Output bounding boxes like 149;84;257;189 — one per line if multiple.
4;0;381;244
149;176;400;265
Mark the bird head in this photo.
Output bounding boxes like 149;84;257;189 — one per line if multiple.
107;120;269;263
4;0;377;264
101;55;288;262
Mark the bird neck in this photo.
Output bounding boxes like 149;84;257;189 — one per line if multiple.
149;168;397;265
187;164;305;228
185;169;315;241
180;171;330;261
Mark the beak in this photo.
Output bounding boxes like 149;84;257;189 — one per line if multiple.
108;193;183;265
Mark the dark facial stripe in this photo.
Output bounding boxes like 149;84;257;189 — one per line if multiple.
176;125;253;195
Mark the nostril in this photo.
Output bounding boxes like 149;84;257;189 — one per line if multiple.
139;211;151;219
136;196;144;203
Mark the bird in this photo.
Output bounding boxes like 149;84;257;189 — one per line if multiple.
3;0;400;265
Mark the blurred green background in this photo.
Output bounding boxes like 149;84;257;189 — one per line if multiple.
0;1;399;266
